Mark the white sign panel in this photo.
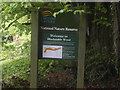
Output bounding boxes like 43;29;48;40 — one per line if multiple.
42;45;62;58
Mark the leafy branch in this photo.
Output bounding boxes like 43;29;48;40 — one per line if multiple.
4;14;27;30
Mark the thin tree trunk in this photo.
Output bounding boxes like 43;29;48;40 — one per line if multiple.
112;2;120;76
90;2;101;50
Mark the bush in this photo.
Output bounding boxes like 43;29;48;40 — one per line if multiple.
85;46;117;86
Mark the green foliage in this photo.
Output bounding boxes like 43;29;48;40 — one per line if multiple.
92;16;111;27
44;2;63;9
2;57;30;81
1;56;30;88
38;60;77;88
95;6;107;14
1;2;31;88
92;5;112;27
85;46;117;85
53;4;88;17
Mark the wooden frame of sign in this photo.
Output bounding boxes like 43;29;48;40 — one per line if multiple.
77;13;86;88
30;9;86;88
30;10;39;88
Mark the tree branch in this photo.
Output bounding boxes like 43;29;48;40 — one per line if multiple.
4;14;27;30
22;23;31;25
5;19;17;30
0;9;4;13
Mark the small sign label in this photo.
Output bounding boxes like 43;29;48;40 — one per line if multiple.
43;45;62;58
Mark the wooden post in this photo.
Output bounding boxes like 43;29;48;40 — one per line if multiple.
30;10;39;89
77;14;87;88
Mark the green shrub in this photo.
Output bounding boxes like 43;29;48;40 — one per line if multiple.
85;46;117;85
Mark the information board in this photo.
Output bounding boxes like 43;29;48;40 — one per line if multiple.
38;9;80;60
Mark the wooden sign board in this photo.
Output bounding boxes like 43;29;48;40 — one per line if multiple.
38;9;80;60
30;8;86;88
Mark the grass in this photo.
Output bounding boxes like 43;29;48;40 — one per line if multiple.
2;57;30;81
0;50;30;88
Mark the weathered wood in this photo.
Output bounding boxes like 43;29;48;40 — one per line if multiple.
30;10;39;88
77;13;87;88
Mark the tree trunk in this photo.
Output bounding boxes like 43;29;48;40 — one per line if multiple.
112;2;120;76
90;2;101;50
